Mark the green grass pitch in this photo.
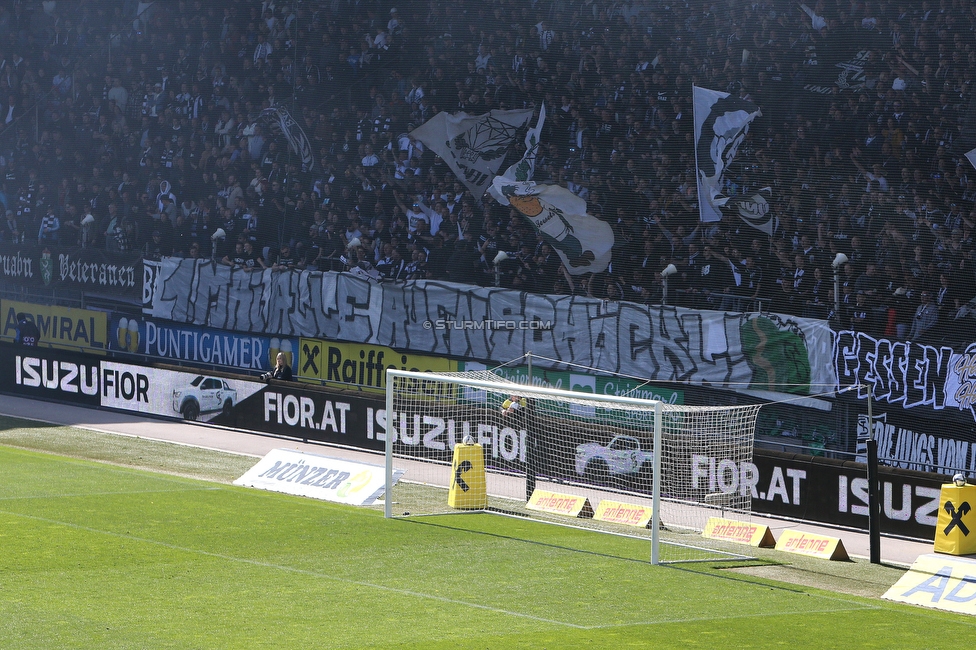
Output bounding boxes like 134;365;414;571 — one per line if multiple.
0;416;973;648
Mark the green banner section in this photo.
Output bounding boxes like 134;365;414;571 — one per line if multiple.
459;362;683;405
457;361;683;427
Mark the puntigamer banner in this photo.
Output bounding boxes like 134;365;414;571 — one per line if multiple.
0;243;142;297
146;258;834;395
109;314;298;375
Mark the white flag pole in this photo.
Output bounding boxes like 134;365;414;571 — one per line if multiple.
692;84;707;239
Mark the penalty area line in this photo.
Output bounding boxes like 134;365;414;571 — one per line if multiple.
0;509;589;630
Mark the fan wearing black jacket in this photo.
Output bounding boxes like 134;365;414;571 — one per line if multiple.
262;353;293;381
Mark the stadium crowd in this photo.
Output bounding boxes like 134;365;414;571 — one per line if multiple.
0;0;975;343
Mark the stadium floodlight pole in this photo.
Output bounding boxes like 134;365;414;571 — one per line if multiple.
866;383;881;564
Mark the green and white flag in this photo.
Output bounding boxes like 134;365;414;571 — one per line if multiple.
489;177;614;276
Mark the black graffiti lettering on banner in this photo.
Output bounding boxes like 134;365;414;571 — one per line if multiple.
0;243;143;297
0;343;101;405
147;258;829;391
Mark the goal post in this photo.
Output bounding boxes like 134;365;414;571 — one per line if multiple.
384;368;761;564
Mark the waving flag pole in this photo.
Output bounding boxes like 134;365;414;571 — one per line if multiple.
693;85;763;227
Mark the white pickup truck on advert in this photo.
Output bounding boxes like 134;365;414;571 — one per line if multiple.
575;434;654;479
172;375;238;421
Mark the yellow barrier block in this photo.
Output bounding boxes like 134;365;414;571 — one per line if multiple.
934;484;976;556
526;489;593;518
447;443;487;510
593;499;653;528
702;517;776;548
775;529;849;560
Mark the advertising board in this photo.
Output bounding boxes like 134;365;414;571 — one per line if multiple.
1;299;108;354
297;337;457;390
0;344;948;540
0;344;101;406
99;361;264;423
109;314;297;374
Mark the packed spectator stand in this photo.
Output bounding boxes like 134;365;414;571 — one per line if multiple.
1;0;975;345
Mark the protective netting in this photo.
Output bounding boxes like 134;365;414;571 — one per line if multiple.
385;370;761;563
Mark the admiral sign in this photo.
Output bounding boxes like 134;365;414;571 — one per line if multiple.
1;299;108;353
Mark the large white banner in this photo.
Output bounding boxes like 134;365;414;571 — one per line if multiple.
147;259;836;394
410;109;534;198
235;448;401;506
693;85;762;224
489;178;614;276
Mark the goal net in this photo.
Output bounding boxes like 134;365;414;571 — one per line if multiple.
384;369;762;564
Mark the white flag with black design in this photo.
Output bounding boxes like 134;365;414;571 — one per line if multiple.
410;109;534;198
731;187;778;235
693;86;762;223
488;177;614;275
262;107;314;171
501;103;546;182
965;147;976;172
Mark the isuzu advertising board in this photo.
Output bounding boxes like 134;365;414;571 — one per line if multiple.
0;344;101;406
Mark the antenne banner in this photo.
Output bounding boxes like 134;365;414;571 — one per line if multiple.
146;258;835;394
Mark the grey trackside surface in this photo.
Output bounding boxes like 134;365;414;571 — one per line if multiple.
0;395;934;567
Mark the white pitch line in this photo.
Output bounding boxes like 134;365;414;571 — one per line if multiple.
0;506;891;632
0;508;589;630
